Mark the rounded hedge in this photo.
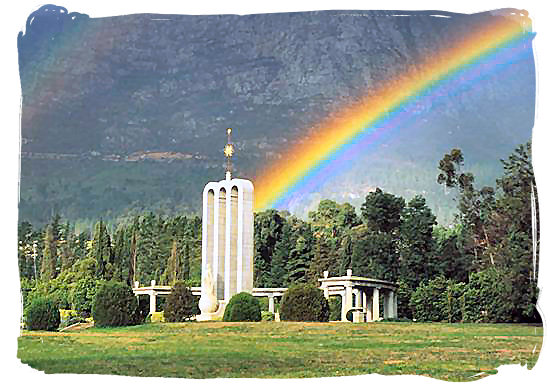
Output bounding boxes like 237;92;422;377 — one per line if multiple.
280;284;329;322
164;281;199;322
91;280;141;327
222;292;261;322
25;297;60;331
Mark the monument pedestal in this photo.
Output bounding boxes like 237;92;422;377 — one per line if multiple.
196;301;226;321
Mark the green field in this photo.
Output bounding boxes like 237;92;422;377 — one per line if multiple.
18;322;542;381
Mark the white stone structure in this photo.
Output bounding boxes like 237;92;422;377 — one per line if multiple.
319;270;398;322
200;176;254;305
196;128;255;319
132;280;172;315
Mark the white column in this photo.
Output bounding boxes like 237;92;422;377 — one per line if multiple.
213;186;222;299
372;287;380;321
340;293;346;321
225;184;232;300
149;291;156;314
322;283;329;299
383;291;390;319
356;289;363;308
393;292;398;319
345;283;353;321
362;291;367;312
387;291;395;319
366;292;373;321
268;295;275;313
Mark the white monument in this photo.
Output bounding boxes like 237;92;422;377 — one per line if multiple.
198;128;254;320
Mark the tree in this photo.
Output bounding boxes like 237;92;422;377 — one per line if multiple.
351;230;398;282
18;221;39;281
182;242;191;281
40;224;57;281
164;281;199;322
222;292;262;322
92;280;141;327
284;217;314;285
271;221;291;287
485;142;539;321
354;189;405;283
436;149;495;266
308;233;340;281
437;143;540;322
307;200;360;281
25;296;60;331
164;239;181;285
398;195;437;288
89;220;112;279
432;225;472;283
309;200;360;239
253;210;285;287
280;284;329;322
111;225;129;283
361;188;405;234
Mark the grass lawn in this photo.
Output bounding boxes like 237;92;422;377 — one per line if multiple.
18;321;543;381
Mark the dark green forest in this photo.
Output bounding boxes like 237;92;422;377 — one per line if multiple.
18;143;540;322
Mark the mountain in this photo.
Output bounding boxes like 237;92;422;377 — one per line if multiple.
18;5;535;227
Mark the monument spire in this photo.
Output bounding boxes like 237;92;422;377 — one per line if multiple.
224;127;234;180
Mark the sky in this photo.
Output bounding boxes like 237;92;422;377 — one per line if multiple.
3;1;549;385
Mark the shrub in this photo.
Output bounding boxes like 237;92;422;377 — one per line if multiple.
396;280;414;320
70;276;98;317
25;297;60;331
23;277;71;311
280;284;329;322
261;311;275;321
257;297;269;312
410;276;451;322
410;276;467;322
222;292;261;322
164;281;199;322
91;280;141;327
462;268;512;323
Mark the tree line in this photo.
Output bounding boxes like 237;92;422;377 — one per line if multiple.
18;142;539;322
252;142;539;322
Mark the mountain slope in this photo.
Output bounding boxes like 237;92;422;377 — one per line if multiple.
18;6;535;226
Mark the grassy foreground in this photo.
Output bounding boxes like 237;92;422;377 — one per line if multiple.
18;321;542;381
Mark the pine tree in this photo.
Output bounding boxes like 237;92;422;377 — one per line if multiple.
127;226;137;286
284;217;314;285
58;221;76;273
40;224;57;280
271;222;291;287
165;239;181;285
398;195;438;288
182;242;191;281
253;210;285;287
89;220;112;279
111;225;128;282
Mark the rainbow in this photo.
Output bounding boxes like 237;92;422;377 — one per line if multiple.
253;15;535;212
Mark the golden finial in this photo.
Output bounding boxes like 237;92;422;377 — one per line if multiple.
224;128;234;180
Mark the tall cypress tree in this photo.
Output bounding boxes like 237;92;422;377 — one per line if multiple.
165;239;181;285
127;227;137;286
182;242;190;281
89;220;112;279
40;224;57;280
